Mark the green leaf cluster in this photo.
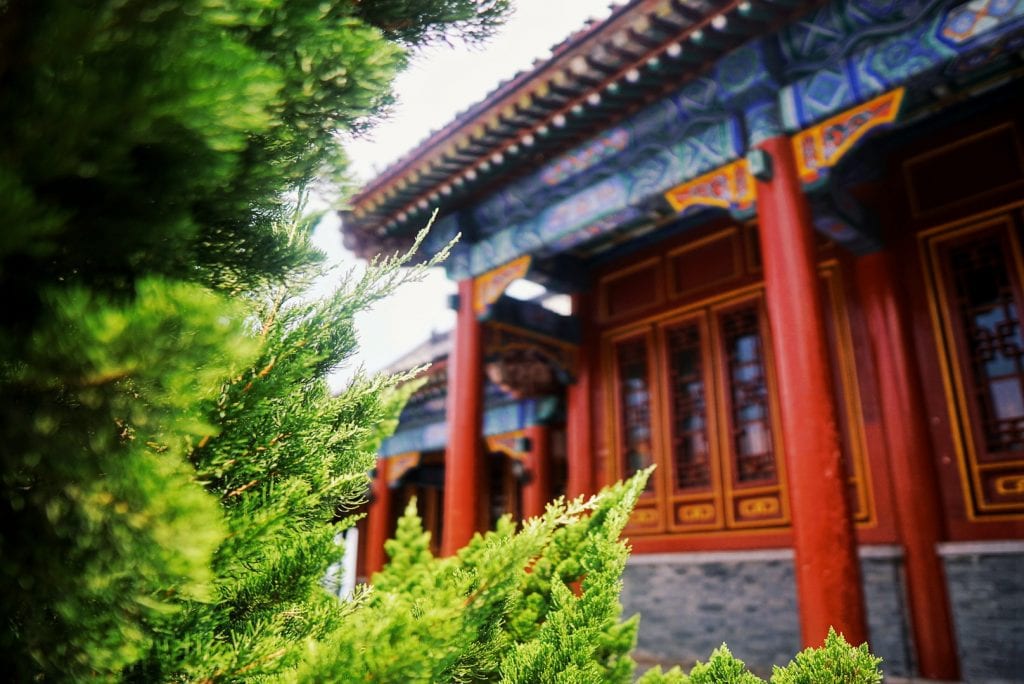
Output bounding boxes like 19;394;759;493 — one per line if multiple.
351;0;512;47
298;468;651;683
637;629;883;684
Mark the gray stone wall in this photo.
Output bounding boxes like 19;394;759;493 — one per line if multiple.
860;547;915;676
622;550;799;678
940;542;1024;683
621;547;914;678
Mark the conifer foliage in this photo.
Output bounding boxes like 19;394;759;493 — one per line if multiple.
0;0;504;680
636;630;883;684
300;471;650;682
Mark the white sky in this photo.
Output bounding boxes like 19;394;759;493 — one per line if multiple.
314;0;617;389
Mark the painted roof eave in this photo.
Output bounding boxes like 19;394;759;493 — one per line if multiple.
344;0;826;256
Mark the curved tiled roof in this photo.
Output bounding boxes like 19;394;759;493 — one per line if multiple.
344;0;824;258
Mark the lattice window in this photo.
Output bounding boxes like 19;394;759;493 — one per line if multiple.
949;234;1024;458
926;217;1024;517
606;282;870;533
665;323;711;490
615;337;654;483
720;307;776;484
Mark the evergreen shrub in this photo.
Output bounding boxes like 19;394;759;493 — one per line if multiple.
637;630;883;684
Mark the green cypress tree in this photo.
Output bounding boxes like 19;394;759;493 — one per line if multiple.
0;1;502;679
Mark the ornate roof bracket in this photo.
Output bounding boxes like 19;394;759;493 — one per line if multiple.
791;89;904;190
473;255;532;317
663;157;757;218
658;90;900;251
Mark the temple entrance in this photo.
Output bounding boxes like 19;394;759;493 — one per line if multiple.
484;451;523;530
388;452;445;556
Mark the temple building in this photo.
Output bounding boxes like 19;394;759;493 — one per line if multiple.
342;1;1024;680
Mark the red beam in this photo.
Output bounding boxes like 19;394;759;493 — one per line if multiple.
755;136;869;647
441;278;484;556
523;424;551;520
567;292;594;499
364;458;391;577
855;251;960;679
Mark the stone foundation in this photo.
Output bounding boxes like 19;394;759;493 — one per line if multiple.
940;541;1024;683
622;543;1024;681
621;547;913;678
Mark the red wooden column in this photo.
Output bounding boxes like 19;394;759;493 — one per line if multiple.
855;251;960;679
364;457;391;577
754;136;869;647
441;278;484;556
566;292;594;499
522;424;551;519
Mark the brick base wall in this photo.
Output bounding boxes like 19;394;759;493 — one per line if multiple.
621;547;913;677
940;542;1024;683
622;544;1024;681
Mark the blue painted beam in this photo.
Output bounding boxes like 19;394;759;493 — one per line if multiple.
780;0;1024;130
453;116;745;278
444;0;1024;279
379;395;559;457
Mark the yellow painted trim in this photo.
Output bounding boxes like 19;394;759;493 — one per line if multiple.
920;213;1024;521
473;254;532;316
485;429;529;461
663;158;756;214
793;88;905;184
485;320;579;351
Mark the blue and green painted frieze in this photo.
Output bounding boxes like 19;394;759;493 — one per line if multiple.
441;0;1024;279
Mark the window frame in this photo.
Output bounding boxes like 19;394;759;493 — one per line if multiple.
656;310;723;533
607;325;667;534
921;213;1024;519
604;287;792;534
